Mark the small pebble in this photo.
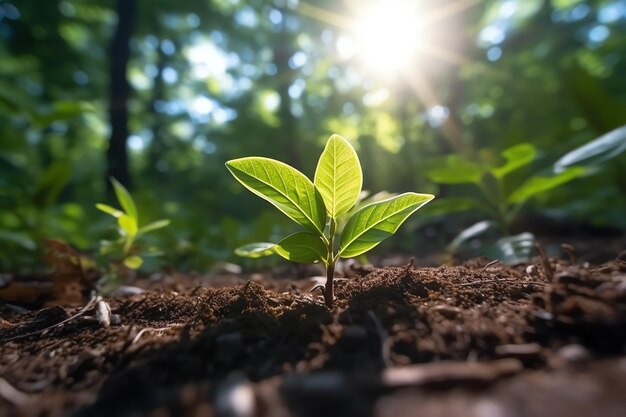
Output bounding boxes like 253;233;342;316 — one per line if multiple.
557;344;591;367
110;314;122;325
214;373;255;417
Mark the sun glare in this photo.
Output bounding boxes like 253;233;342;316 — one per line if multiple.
353;1;426;75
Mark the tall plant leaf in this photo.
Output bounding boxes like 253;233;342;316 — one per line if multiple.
138;219;171;235
314;134;362;218
117;214;137;237
275;232;327;264
111;177;138;222
554;125;626;172
95;203;124;218
339;193;434;258
427;155;483;184
492;143;536;178
508;167;585;204
226;157;327;234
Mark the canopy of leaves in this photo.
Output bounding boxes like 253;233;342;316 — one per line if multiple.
1;0;625;271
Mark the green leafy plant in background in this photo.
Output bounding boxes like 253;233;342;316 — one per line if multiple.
96;178;170;291
226;134;434;307
0;157;72;270
427;143;585;262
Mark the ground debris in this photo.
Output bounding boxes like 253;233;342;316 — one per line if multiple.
1;258;626;417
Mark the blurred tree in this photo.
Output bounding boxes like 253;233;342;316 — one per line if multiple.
0;0;625;271
107;0;136;189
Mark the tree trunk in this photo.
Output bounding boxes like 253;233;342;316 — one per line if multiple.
106;0;137;190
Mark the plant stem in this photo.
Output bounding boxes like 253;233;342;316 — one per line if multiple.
324;218;337;308
324;258;336;308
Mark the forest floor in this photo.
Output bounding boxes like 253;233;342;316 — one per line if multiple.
1;250;626;417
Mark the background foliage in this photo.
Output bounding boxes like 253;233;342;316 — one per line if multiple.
1;0;625;271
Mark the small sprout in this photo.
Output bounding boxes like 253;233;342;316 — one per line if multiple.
96;178;170;291
226;134;434;307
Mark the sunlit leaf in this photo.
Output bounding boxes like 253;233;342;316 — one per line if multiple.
226;157;327;234
95;203;123;218
339;193;434;258
111;177;138;222
427;155;483;184
508;167;585;204
123;255;143;269
235;242;276;258
492;143;536;178
117;214;137;237
275;232;328;264
314;134;362;218
138;219;170;235
554;125;626;172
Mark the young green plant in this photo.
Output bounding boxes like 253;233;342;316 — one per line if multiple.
426;144;585;261
226;134;434;307
96;178;170;290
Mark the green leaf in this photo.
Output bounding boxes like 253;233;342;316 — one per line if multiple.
314;134;362;218
554;125;626;172
275;232;328;264
123;255;143;269
117;214;138;237
339;192;434;258
226;157;327;234
492;143;536;178
33;159;72;208
111;177;138;222
508;167;585;204
95;203;124;218
427;155;483;184
138;219;170;235
235;242;277;258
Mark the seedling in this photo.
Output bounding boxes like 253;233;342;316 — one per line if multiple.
226;134;434;307
427;144;584;261
96;178;170;290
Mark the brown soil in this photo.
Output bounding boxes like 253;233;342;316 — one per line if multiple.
1;257;626;417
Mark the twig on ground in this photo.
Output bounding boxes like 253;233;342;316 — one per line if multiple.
310;284;325;294
5;293;99;342
561;243;577;265
458;278;545;287
131;324;185;345
402;258;415;274
480;259;500;273
0;378;31;406
535;241;554;281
